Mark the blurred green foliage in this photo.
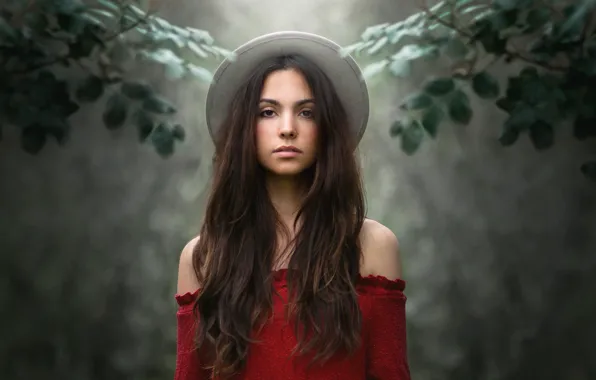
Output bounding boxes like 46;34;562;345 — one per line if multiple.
0;0;231;157
347;0;596;181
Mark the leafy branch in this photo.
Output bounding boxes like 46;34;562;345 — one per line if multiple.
346;0;596;182
0;0;233;157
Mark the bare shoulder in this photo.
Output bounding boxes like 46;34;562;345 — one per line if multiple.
177;236;201;294
359;218;403;280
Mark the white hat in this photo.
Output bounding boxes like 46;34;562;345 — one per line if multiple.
205;31;370;144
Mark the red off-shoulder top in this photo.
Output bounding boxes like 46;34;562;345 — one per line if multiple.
174;269;410;380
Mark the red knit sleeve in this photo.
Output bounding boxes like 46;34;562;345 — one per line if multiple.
359;276;411;380
174;290;209;380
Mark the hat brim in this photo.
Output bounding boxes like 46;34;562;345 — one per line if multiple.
205;31;370;145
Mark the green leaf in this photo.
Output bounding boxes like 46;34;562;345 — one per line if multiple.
504;105;536;131
361;23;389;41
435;11;452;23
187;41;209;58
120;12;139;30
389;120;405;137
534;102;561;125
0;17;18;42
181;27;211;45
24;12;49;33
54;99;80;118
139;48;184;66
58;13;85;35
172;124;186;141
44;120;70;146
580;161;596;182
386;44;438;78
392;44;436;61
447;90;472;125
424;77;455;96
472;71;500;99
402;93;434;110
120;81;153;100
187;64;213;83
102;93;128;129
529;120;553;150
572;57;596;76
496;97;515;113
559;3;588;40
75;75;104;102
444;37;468;59
383;21;402;39
473;20;507;54
9;103;38;128
80;12;107;30
125;4;147;19
493;0;529;11
134;110;154;141
341;42;366;57
421;106;443;138
461;4;491;16
68;27;101;58
498;126;519;146
97;0;120;12
142;95;177;114
388;59;411;77
385;24;410;44
573;116;596;140
362;60;389;79
51;0;86;14
150;122;175;157
21;125;47;154
197;44;235;61
187;27;215;44
86;8;117;19
526;8;550;31
401;121;424;155
368;36;388;55
520;66;539;78
492;9;519;28
104;43;132;70
165;61;186;79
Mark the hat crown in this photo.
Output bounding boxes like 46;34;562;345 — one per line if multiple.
205;31;370;146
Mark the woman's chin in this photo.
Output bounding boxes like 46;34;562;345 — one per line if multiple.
265;163;309;177
268;169;305;177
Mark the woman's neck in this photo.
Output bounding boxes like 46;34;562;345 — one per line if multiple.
266;174;306;229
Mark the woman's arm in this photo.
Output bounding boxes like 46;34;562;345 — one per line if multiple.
360;220;411;380
174;238;210;380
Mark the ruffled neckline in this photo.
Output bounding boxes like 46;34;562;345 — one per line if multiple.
175;268;406;305
271;268;405;289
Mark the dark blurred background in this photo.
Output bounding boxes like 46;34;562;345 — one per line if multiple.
1;0;595;379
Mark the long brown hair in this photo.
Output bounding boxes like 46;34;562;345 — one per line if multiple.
192;54;366;378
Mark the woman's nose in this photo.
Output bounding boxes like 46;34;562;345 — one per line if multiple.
279;116;297;139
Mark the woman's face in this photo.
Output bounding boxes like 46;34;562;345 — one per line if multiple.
255;69;318;178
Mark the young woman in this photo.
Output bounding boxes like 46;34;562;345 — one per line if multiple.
175;31;410;380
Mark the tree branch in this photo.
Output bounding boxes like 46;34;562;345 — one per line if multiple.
2;3;160;77
419;0;473;38
105;4;158;41
418;0;568;73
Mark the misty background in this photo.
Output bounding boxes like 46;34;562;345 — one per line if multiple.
1;0;595;379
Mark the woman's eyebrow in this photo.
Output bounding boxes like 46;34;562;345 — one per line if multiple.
259;98;315;106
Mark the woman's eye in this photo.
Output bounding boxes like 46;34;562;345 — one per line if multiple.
260;109;275;118
300;110;313;118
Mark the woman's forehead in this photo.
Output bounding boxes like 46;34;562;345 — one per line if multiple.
260;69;313;101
